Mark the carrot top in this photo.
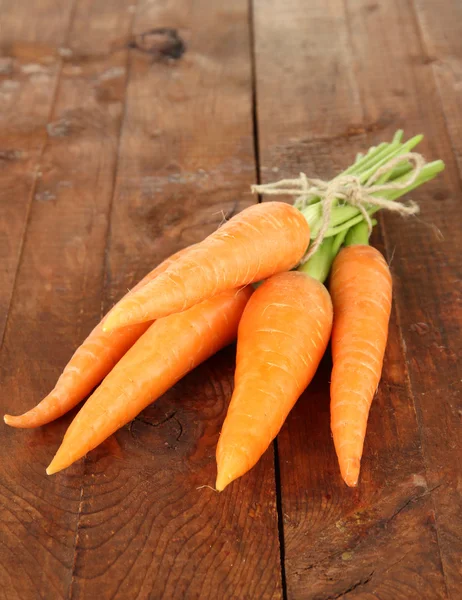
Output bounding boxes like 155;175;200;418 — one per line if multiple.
254;130;445;279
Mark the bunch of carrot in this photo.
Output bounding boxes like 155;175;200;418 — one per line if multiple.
4;132;444;489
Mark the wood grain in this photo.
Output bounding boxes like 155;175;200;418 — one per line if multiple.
412;0;462;172
379;1;462;595
0;0;134;597
1;0;460;598
253;0;458;597
68;1;282;598
345;1;462;596
0;0;75;342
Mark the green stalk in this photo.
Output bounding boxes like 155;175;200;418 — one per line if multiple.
344;220;371;246
294;131;445;282
298;237;334;282
300;135;429;234
357;134;423;184
387;161;413;181
299;220;377;283
325;211;374;237
392;129;404;143
385;160;445;200
331;228;349;257
343;142;397;177
301;159;444;238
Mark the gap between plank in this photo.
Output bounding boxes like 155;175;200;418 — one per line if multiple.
249;0;262;194
67;2;140;598
248;2;287;597
273;438;289;600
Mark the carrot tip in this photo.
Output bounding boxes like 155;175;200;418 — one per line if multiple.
46;457;64;476
3;414;25;428
344;477;359;487
215;473;231;492
341;459;360;487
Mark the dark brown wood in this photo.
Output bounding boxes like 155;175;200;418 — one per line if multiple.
386;1;462;595
344;1;462;596
0;0;75;342
0;0;134;597
67;1;282;599
253;0;460;598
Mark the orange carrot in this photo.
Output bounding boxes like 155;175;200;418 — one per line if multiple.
46;285;253;475
102;202;309;331
330;244;392;487
216;271;333;491
4;246;193;428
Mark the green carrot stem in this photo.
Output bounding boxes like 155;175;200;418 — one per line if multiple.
393;130;404;143
297;135;415;216
298;237;334;283
331;229;350;257
344;221;371;246
325;211;375;238
385;160;445;200
297;220;378;282
343;142;396;177
301;159;444;237
387;161;414;181
290;132;444;283
358;135;423;184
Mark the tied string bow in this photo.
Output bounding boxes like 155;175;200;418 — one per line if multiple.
252;152;424;263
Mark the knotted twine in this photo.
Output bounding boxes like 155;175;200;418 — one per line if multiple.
251;152;424;263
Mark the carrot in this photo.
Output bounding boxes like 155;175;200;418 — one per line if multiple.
46;285;253;475
4;246;193;428
102;202;309;331
215;271;333;491
329;242;392;487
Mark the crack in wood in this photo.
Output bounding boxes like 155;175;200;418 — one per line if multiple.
322;571;375;600
68;470;85;600
129;411;184;446
133;411;178;429
294;484;444;581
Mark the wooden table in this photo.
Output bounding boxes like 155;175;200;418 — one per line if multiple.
1;1;461;598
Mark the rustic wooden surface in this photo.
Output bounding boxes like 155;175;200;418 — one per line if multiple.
0;0;460;598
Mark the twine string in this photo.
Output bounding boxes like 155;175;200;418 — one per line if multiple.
252;152;424;262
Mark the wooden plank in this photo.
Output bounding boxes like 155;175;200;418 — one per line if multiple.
252;0;363;174
253;0;458;597
383;0;462;595
344;2;462;595
0;0;75;342
412;0;462;173
0;1;134;598
68;1;282;598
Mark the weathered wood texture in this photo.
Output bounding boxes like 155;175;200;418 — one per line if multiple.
0;0;135;597
253;0;461;598
392;1;462;596
0;0;75;342
0;0;282;598
0;0;461;598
